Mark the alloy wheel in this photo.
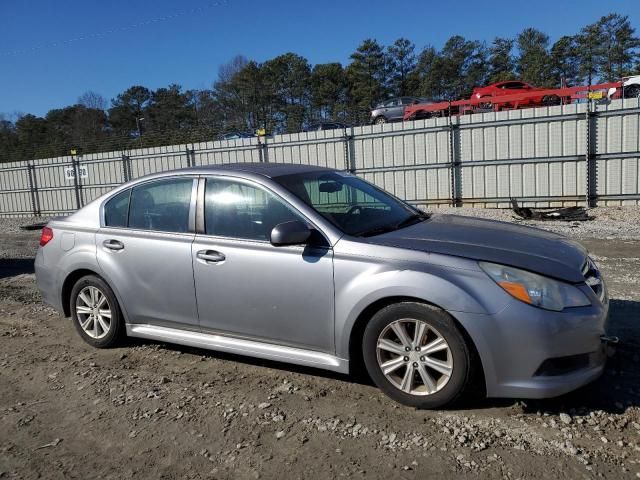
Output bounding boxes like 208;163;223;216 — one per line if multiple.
75;286;112;339
375;318;453;396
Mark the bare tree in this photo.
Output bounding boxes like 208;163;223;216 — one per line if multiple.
217;55;249;84
77;91;107;111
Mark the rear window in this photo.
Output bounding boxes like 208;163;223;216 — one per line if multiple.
104;189;130;228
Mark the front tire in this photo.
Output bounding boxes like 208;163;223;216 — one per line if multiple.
624;84;640;99
362;302;471;408
542;94;561;106
374;116;387;125
70;275;124;348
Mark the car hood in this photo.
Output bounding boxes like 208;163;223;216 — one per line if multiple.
363;214;587;283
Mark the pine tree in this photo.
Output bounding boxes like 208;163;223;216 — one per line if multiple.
550;36;581;86
516;28;554;87
387;38;417;96
597;13;640;80
487;37;515;83
346;39;387;121
576;22;605;85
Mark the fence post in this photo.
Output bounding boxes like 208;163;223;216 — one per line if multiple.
190;146;196;167
121;154;131;182
343;128;355;172
71;156;83;210
26;162;41;217
257;136;268;163
585;102;598;207
185;145;196;167
449;116;462;207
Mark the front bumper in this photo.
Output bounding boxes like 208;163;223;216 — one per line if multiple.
454;286;610;399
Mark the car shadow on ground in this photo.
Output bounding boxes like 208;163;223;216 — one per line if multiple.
1;258;636;414
0;258;35;279
128;298;640;414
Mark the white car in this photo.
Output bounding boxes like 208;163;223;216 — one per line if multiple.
608;75;640;99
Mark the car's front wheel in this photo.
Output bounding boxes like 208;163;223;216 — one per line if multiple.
362;302;471;408
70;275;124;348
624;84;640;99
374;116;387;125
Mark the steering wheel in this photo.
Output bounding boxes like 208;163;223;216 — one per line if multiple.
346;205;362;216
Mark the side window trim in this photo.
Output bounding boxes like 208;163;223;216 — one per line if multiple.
124;188;132;227
195;175;329;246
101;176;198;234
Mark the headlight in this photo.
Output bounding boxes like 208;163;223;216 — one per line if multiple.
479;262;591;311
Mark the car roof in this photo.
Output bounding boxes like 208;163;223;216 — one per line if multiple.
171;162;336;178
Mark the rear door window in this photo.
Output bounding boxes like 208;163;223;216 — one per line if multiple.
128;178;193;233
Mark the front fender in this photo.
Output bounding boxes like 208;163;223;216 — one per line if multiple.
333;254;509;360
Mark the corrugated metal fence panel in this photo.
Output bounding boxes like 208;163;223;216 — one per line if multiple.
268;129;346;169
0;160;31;216
1;99;640;216
352;118;452;205
127;144;190;179
458;103;588;207
32;156;77;214
194;137;262;166
594;98;640;205
79;151;125;205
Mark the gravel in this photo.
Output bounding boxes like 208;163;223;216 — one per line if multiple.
432;206;640;240
1;209;640;478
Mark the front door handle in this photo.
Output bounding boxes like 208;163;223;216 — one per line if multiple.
103;239;124;251
196;250;226;263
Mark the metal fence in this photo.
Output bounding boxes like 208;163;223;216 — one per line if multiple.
1;98;640;218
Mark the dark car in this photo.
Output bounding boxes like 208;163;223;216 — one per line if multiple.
370;97;422;124
218;131;255;141
304;122;348;132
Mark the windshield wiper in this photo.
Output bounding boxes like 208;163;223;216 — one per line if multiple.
354;225;398;238
354;212;430;238
394;212;431;230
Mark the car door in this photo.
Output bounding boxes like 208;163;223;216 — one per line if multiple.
96;176;199;329
191;176;335;353
385;98;404;121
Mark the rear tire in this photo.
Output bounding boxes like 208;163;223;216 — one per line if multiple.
362;302;471;409
70;275;124;348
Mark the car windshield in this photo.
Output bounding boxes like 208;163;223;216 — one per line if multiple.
274;171;429;237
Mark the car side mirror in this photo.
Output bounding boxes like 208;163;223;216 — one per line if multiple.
270;220;312;246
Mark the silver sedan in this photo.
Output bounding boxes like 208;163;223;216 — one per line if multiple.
35;163;611;408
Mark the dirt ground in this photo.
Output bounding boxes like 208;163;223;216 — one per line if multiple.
0;216;639;479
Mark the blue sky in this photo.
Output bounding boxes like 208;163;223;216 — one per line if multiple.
1;0;639;117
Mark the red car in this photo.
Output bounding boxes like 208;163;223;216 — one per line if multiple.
471;81;561;107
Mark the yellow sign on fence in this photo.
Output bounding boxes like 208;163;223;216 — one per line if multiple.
587;91;604;100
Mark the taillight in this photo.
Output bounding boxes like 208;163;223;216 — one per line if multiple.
40;226;54;247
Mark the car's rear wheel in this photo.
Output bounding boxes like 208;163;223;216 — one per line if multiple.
70;275;124;348
374;116;387;125
362;302;471;408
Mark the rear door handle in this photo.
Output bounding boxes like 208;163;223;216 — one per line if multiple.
196;250;226;263
103;239;124;251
